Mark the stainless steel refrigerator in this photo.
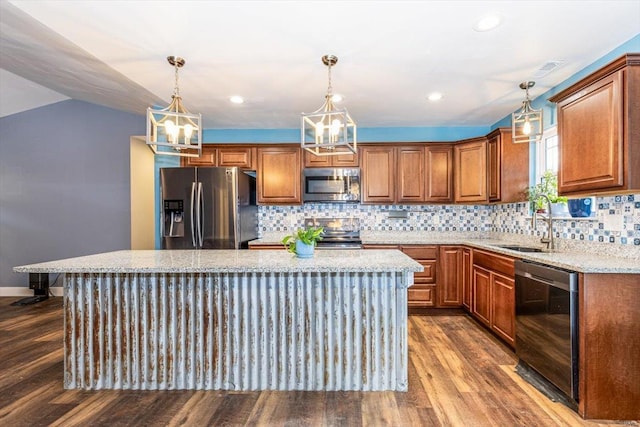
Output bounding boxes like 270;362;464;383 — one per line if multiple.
160;167;258;249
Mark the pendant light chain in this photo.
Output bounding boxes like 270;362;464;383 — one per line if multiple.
173;61;180;98
326;61;333;97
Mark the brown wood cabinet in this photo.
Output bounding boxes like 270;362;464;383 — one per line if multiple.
454;137;488;203
396;147;425;203
218;146;255;169
487;128;529;203
361;146;396;204
182;145;217;166
437;246;463;307
550;53;640;196
181;145;255;169
256;146;302;205
402;245;438;308
303;150;359;167
425;145;453;202
363;244;437;307
471;249;516;348
578;273;640;420
462;247;473;310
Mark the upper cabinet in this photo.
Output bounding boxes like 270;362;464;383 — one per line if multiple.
454;137;488;203
425;145;453;202
361;146;396;204
182;145;217;166
257;146;302;205
453;130;528;204
303;150;359;168
550;54;640;196
396;146;425;203
487;128;529;203
181;145;255;169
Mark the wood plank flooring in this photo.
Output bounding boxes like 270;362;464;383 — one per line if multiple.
0;297;636;427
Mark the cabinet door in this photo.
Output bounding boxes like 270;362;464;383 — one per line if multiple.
182;145;216;166
438;246;463;307
472;266;491;327
454;139;488;202
488;134;501;201
332;151;359;167
303;150;332;168
491;272;515;347
396;147;425;203
361;146;395;204
557;72;624;193
425;145;453;202
462;248;472;311
218;147;255;169
257;147;301;204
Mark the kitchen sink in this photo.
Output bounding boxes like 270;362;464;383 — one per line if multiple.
495;244;544;253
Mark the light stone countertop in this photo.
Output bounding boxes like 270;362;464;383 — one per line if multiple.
250;231;640;274
13;249;423;274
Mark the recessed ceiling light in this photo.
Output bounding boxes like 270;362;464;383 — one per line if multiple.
229;95;244;104
427;92;443;102
331;94;343;102
473;14;502;32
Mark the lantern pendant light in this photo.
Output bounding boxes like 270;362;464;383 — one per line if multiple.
146;56;202;157
512;81;543;144
301;55;357;156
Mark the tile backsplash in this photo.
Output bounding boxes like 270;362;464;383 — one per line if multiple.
258;193;640;247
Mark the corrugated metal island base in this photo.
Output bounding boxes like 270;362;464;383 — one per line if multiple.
14;249;422;392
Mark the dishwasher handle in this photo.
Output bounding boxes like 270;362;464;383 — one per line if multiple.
515;260;578;293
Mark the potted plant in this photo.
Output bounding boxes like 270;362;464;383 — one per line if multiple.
281;226;324;258
526;170;568;214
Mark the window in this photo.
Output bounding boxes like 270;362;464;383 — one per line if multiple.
535;126;558;182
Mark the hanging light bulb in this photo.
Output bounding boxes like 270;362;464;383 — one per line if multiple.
512;81;543;144
301;55;357;156
146;56;202;157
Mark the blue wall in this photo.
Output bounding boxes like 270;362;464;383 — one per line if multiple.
0;100;145;287
492;33;640;131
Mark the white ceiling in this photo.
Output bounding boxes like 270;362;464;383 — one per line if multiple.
1;0;639;129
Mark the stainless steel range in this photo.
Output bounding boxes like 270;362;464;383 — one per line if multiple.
304;217;362;249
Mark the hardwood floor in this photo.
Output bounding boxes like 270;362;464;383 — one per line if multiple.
0;297;635;427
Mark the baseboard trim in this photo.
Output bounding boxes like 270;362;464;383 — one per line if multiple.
0;287;64;297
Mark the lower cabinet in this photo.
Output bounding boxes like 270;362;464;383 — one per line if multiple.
438;246;464;307
471;249;516;348
462;248;473;310
364;244;467;309
402;245;438;307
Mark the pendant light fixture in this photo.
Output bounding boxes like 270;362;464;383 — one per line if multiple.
301;55;357;156
146;56;202;157
512;81;543;144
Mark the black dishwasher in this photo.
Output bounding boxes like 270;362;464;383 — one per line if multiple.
514;260;579;405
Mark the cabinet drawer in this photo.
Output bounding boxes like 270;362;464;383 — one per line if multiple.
402;246;438;259
473;250;514;277
408;286;436;307
413;260;437;284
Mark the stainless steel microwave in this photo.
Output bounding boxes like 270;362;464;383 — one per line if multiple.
303;168;360;203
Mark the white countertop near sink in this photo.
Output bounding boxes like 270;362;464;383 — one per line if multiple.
251;231;640;274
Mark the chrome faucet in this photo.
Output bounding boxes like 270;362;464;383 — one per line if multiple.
531;194;555;250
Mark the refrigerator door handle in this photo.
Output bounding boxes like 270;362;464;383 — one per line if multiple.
197;182;204;247
190;182;197;247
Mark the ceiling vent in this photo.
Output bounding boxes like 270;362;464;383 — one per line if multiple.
532;60;564;79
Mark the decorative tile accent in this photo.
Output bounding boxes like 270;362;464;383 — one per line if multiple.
258;193;640;248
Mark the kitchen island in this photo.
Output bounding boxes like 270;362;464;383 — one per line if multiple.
14;249;422;392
